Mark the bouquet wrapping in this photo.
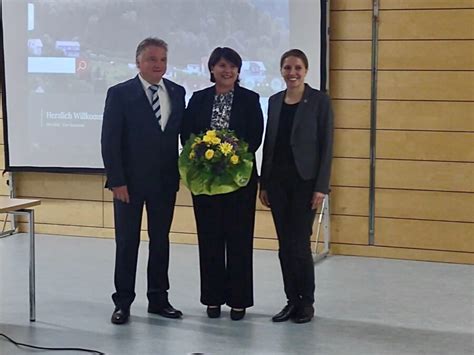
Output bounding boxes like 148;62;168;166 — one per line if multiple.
179;129;254;195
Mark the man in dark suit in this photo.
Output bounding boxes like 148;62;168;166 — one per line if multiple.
101;37;185;324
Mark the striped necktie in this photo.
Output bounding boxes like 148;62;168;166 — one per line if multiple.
149;84;161;124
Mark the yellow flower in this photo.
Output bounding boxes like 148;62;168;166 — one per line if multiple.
203;135;212;143
194;137;202;143
211;137;221;145
205;149;215;160
219;142;233;156
189;151;196;159
206;130;217;137
230;155;239;165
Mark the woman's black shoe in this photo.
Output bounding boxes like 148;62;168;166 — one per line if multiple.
230;308;246;321
206;306;221;318
272;304;296;322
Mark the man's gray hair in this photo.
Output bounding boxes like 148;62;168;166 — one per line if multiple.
135;37;168;62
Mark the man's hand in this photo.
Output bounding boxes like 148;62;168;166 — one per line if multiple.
259;190;271;208
112;185;130;204
311;192;325;210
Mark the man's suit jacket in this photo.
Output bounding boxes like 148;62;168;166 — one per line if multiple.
181;84;264;155
260;84;333;194
101;75;185;194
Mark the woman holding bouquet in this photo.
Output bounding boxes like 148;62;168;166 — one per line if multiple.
259;49;333;324
181;47;264;320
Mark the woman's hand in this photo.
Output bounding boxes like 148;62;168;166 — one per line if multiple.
311;192;325;210
259;190;271;208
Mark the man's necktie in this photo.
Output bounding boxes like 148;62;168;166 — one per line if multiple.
149;84;161;125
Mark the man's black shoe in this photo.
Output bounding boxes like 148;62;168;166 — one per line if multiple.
206;306;221;318
148;303;183;319
111;308;130;325
292;305;314;324
272;304;296;322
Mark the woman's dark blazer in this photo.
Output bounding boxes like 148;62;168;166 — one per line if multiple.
260;84;334;194
181;84;264;155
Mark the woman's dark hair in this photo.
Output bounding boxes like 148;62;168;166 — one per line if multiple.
280;49;309;70
208;47;242;83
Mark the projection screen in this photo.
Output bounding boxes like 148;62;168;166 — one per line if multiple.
1;0;328;172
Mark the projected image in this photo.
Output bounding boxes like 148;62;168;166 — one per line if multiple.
26;0;289;96
2;0;323;170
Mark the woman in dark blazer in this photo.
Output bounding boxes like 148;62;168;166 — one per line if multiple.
181;47;264;320
259;49;333;324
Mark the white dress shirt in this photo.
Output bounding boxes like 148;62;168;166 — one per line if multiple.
138;74;171;131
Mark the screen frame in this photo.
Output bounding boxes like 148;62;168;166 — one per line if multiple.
0;0;329;174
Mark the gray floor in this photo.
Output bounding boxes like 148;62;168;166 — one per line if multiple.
0;234;473;355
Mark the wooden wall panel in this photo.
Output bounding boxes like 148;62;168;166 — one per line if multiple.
375;189;474;222
254;238;279;250
0;179;9;196
16;172;103;201
18;223;115;239
331;0;372;10
379;10;474;40
330;11;372;40
332;158;370;187
379;41;474;70
330;0;373;259
330;41;371;69
331;187;369;216
0;148;9;196
333;100;370;129
330;71;371;99
376;160;474;192
255;210;277;239
169;232;197;245
334;129;370;158
377;101;474;131
380;0;474;10
22;198;103;227
377;131;474;162
370;5;473;262
103;185;112;202
330;215;368;245
375;218;474;252
171;206;196;234
332;244;474;264
176;187;193;206
257;213;369;245
378;71;474;101
103;202;113;228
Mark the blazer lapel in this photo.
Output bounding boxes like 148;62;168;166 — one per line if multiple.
266;90;284;145
229;85;244;131
291;84;312;142
196;86;214;130
162;78;176;131
130;75;152;111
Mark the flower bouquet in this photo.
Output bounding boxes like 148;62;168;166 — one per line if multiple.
179;129;254;195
